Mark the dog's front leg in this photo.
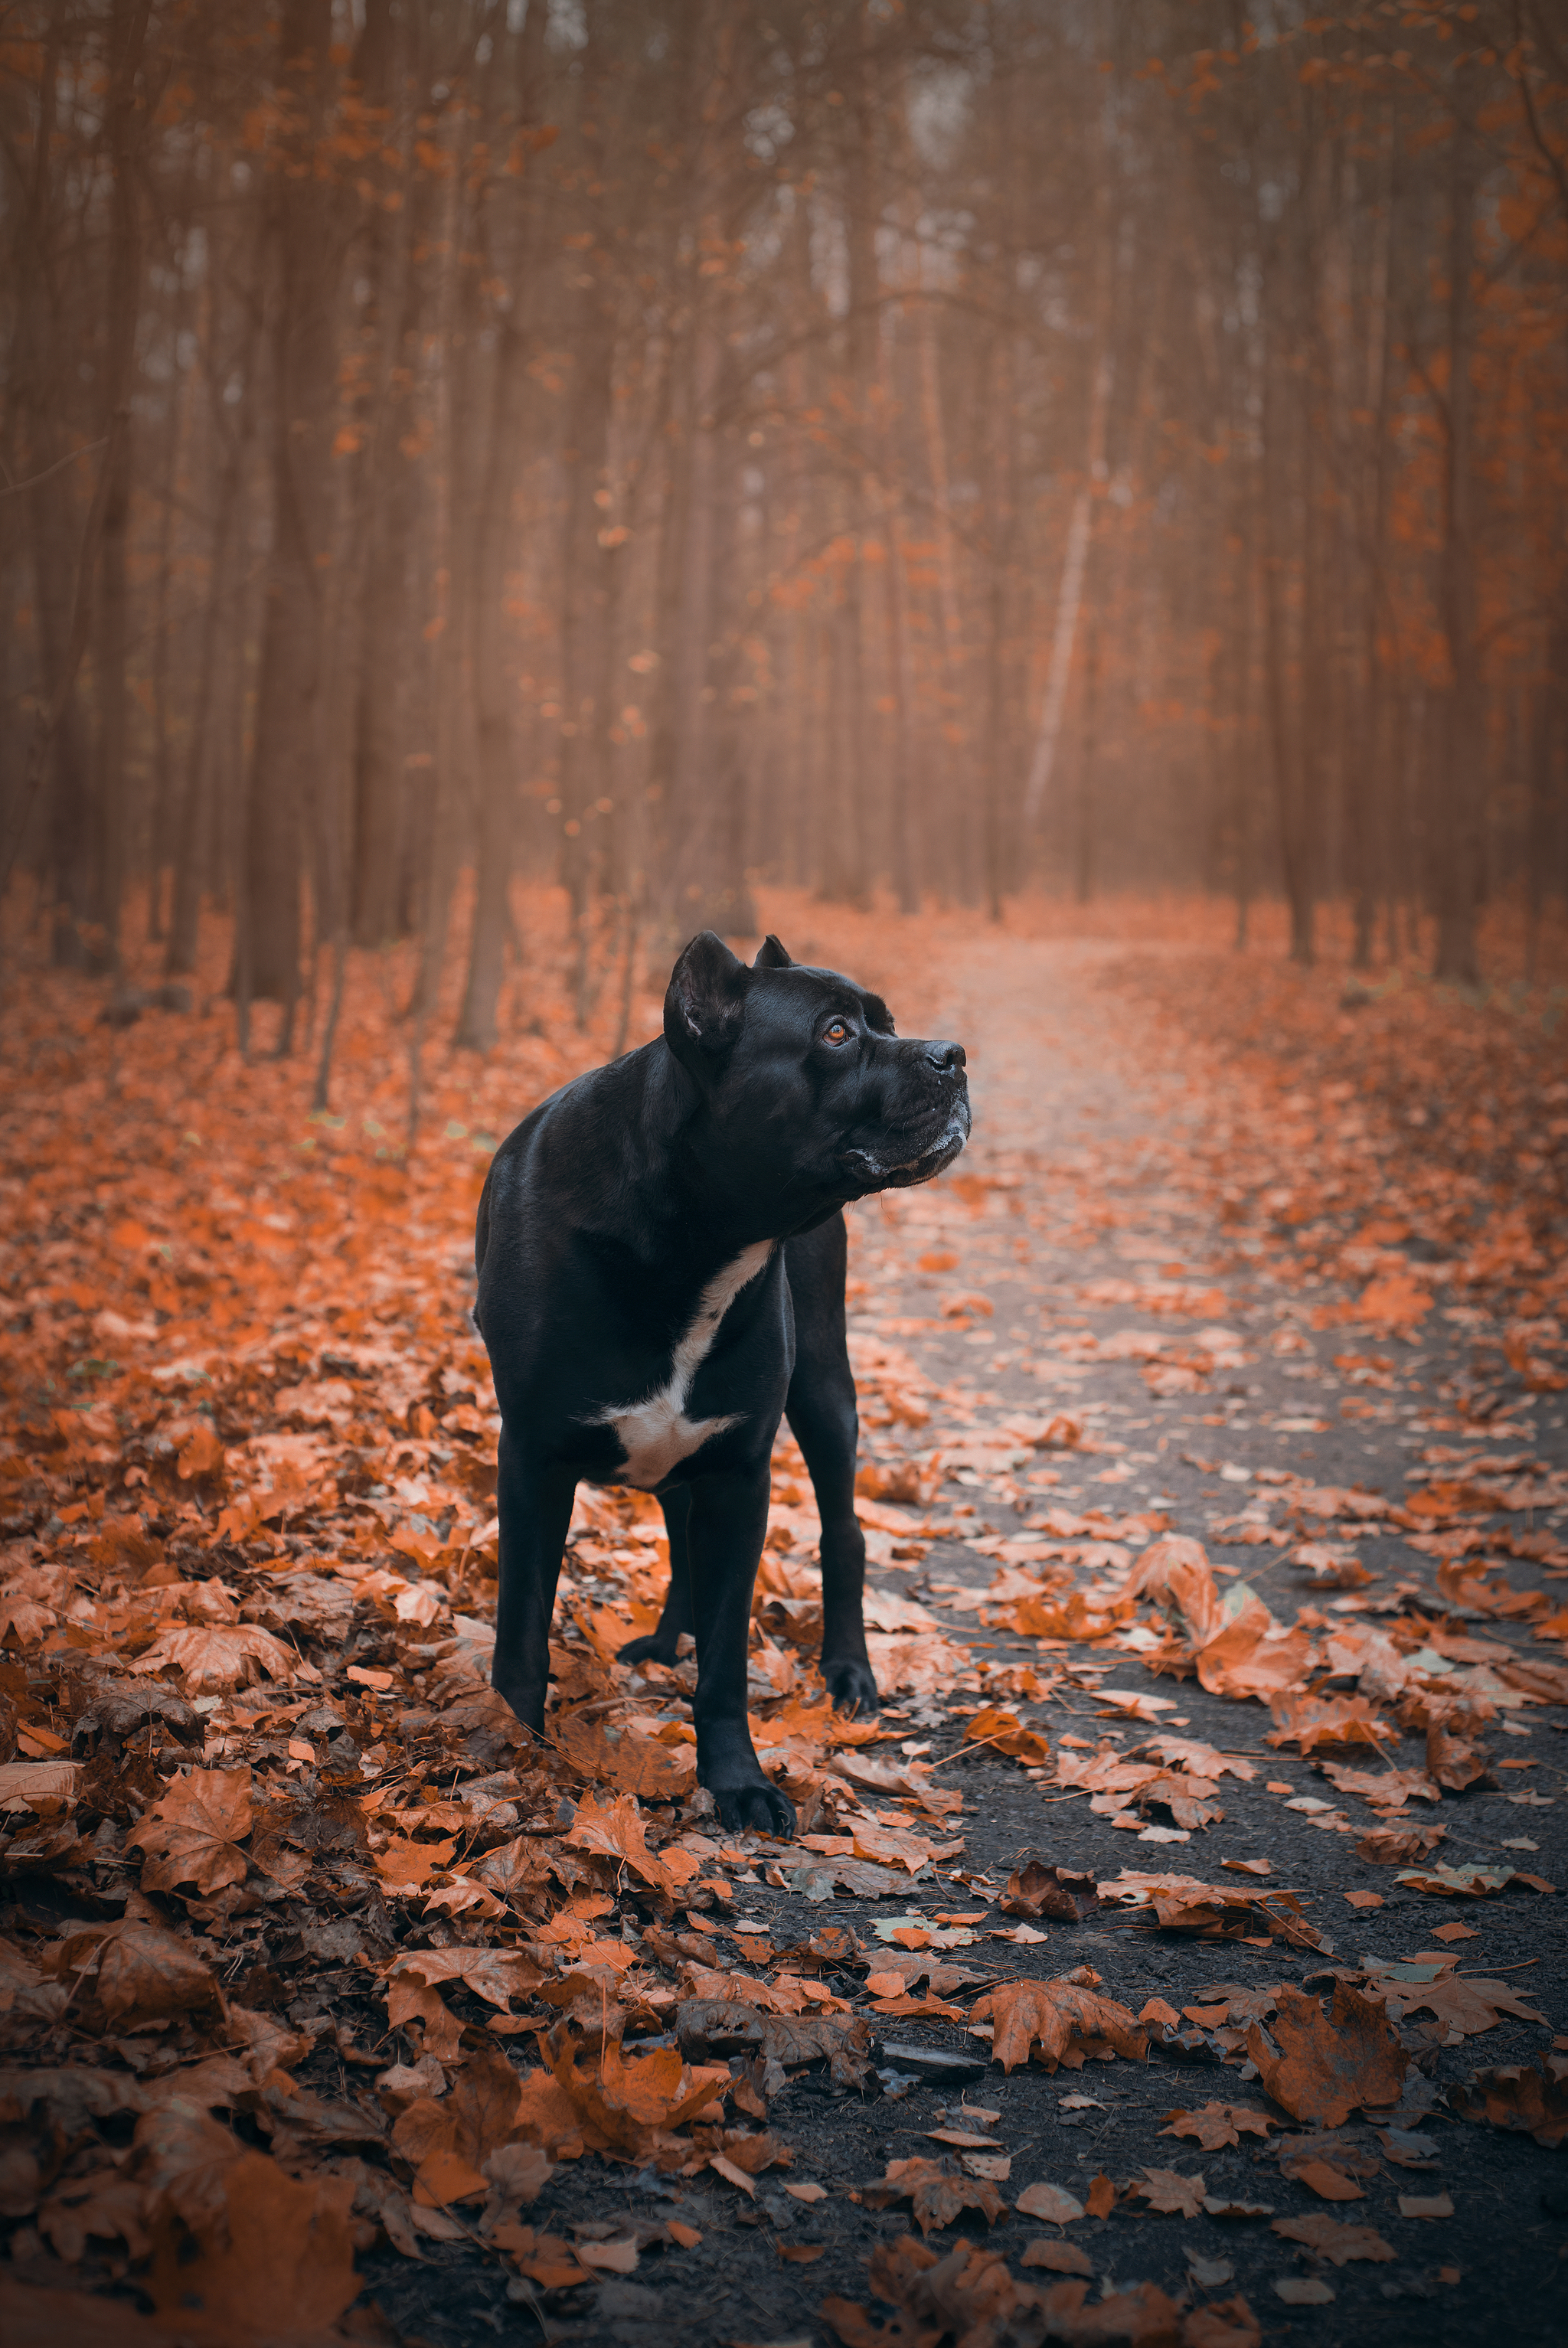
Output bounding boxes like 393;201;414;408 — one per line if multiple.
617;1486;694;1670
685;1465;795;1839
491;1428;577;1736
784;1373;878;1717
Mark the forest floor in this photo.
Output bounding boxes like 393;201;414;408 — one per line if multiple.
2;891;1566;2348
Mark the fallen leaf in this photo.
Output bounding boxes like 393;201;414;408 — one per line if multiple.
1246;1981;1408;2126
58;1919;224;2033
542;2022;730;2160
1266;1694;1396;1755
1394;1858;1556;1899
145;2150;359;2339
1015;2181;1084;2223
961;1706;1052;1766
1356;1823;1446;1864
412;2147;488;2209
1184;2300;1260;2348
970;1974;1146;2074
1291;2160;1364;2203
1021;2240;1093;2275
130;1623;299;1693
1129;2166;1206;2218
998;1859;1098;1921
563;1789;673;1895
1273;2277;1334;2304
1449;2052;1568;2147
128;1766;253;1896
1186;2257;1233;2289
1398;2191;1454;2219
860;2154;1006;2235
1385;1972;1545;2039
1269;2212;1396;2265
1160;2105;1278;2150
1086;2172;1116;2218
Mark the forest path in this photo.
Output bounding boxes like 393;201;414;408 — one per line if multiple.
784;926;1568;2348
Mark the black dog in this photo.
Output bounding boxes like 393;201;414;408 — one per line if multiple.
473;931;969;1835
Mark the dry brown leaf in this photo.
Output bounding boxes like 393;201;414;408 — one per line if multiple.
961;1705;1052;1766
1387;1973;1545;2038
1129;2166;1207;2217
998;1860;1099;1921
1246;1981;1408;2126
145;2150;359;2340
1398;2191;1455;2219
129;1623;299;1693
1269;2212;1396;2265
57;1919;224;2033
971;1974;1146;2074
552;1710;697;1799
1449;2052;1568;2146
1159;2105;1278;2150
128;1765;253;1896
859;2154;1007;2235
0;2281;173;2346
542;2021;730;2160
1291;2160;1364;2202
1015;2180;1085;2223
1183;2297;1261;2348
563;1789;674;1894
494;2224;593;2288
1356;1822;1446;1864
1266;1694;1396;1755
1021;2240;1093;2275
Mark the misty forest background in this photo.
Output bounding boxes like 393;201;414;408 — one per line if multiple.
4;0;1567;1071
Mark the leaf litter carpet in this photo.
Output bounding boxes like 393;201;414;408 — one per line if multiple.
2;902;1566;2348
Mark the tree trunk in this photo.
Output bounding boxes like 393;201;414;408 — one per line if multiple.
1260;253;1314;967
1432;110;1483;985
1075;612;1099;904
350;2;422;950
241;0;343;1012
88;0;151;968
456;8;545;1053
167;181;262;978
10;15;95;963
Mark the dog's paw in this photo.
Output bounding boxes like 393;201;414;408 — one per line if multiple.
616;1631;680;1668
710;1780;797;1840
490;1677;547;1738
823;1657;880;1717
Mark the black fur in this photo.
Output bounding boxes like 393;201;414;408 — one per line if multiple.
472;932;969;1837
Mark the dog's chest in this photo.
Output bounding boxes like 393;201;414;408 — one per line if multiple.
595;1242;774;1488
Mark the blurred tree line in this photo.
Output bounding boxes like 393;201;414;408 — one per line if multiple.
2;0;1566;1051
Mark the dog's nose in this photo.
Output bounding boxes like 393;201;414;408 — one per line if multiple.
926;1041;966;1076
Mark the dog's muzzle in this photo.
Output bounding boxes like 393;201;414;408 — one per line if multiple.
838;1083;972;1193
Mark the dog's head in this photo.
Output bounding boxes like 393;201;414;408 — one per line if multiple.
663;932;970;1225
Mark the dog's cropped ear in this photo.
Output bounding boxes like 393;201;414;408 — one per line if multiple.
665;931;750;1069
753;934;793;971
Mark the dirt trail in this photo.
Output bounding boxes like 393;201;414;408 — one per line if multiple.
786;932;1568;2348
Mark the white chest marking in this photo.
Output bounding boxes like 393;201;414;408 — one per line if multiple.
593;1242;774;1489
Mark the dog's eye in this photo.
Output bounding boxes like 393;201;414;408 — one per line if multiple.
823;1020;852;1046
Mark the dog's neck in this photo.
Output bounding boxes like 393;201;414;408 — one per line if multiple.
639;1042;844;1252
